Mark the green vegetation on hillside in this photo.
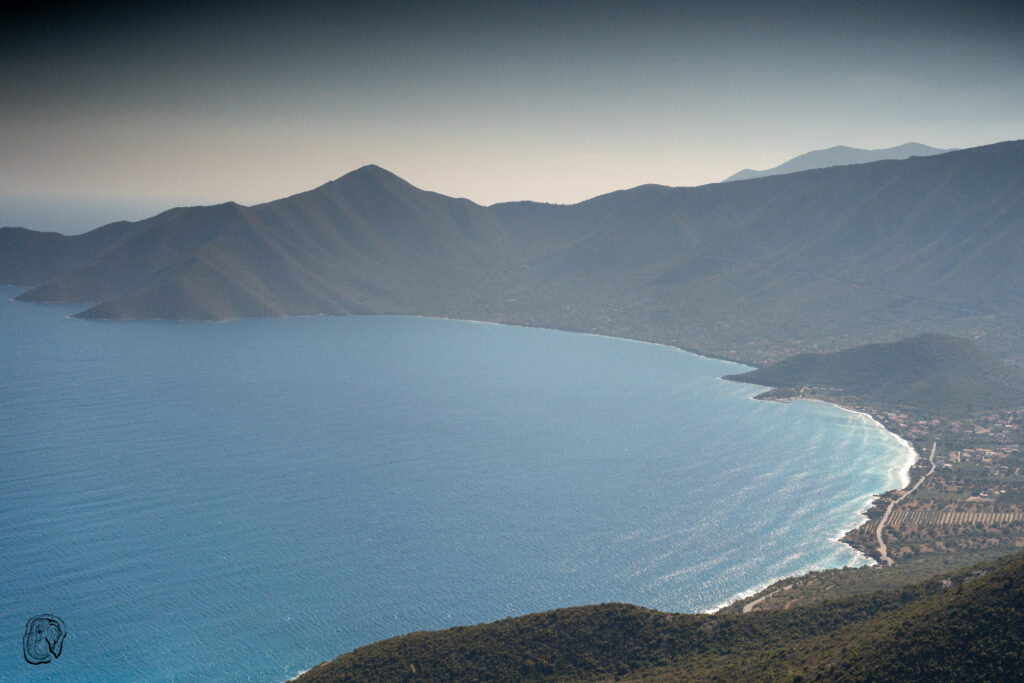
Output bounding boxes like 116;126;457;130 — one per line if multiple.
724;333;1024;415
296;552;1024;682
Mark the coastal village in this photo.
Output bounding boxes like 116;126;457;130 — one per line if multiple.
848;407;1024;561
728;404;1024;613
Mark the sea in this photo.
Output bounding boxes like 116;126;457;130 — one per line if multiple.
0;285;913;681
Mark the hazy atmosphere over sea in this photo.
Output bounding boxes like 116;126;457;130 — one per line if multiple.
2;0;1022;232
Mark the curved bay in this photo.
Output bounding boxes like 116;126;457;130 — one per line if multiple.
0;286;908;682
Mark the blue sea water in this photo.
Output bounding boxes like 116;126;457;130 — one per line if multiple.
0;285;911;681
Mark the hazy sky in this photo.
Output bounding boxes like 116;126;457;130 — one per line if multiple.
2;1;1022;232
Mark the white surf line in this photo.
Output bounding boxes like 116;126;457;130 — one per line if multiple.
876;441;937;566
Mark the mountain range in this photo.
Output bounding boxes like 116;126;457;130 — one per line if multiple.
722;142;954;182
3;140;1023;367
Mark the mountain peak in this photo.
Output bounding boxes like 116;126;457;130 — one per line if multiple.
311;165;424;200
723;142;954;182
335;164;403;183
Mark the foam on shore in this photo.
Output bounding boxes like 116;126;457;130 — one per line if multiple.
706;398;918;614
828;402;919;489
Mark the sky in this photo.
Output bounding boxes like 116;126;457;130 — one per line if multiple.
2;0;1022;233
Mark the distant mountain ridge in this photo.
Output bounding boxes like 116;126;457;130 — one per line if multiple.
723;142;954;182
2;140;1024;368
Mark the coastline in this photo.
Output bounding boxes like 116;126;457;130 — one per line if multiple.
6;282;757;368
424;313;756;369
8;299;905;675
771;397;922;558
817;400;920;490
6;296;943;656
707;571;810;615
436;314;912;603
707;393;921;614
62;299;920;617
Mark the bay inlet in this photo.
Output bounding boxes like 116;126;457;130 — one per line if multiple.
0;285;908;682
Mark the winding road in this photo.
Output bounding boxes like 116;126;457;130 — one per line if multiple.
875;442;937;566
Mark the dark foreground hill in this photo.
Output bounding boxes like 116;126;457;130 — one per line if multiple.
724;333;1024;414
295;551;1024;682
3;141;1024;365
722;142;953;182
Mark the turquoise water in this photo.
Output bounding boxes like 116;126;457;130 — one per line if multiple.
0;285;910;681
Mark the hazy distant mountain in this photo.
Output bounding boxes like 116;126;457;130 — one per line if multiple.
3;140;1023;368
724;333;1024;414
723;142;954;182
5;167;512;320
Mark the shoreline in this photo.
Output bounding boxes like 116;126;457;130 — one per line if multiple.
3;285;756;368
425;315;901;597
766;396;921;561
422;313;756;369
8;296;928;631
814;399;920;490
707;393;921;613
427;314;918;606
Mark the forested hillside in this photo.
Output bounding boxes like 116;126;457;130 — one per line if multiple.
725;333;1024;414
296;551;1024;681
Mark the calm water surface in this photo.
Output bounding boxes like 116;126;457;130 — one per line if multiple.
0;285;910;681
